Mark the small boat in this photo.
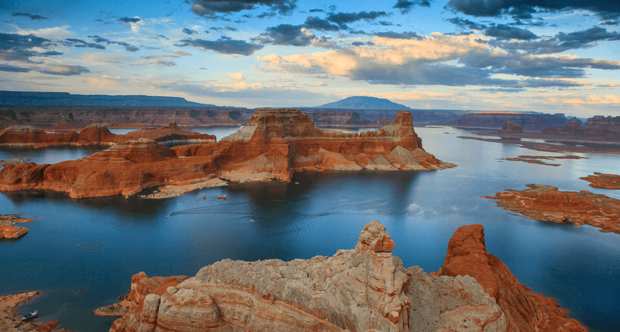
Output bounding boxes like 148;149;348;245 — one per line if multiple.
216;195;227;200
21;310;38;321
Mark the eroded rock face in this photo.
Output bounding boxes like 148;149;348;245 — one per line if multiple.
104;221;583;332
439;224;586;332
580;172;620;190
0;110;453;199
488;184;620;234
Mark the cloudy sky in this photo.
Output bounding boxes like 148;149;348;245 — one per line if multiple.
1;0;619;116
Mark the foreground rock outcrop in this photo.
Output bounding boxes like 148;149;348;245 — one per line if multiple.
0;214;32;240
0;110;453;199
0;123;215;149
580;172;620;190
439;224;586;332
101;221;584;332
487;184;620;234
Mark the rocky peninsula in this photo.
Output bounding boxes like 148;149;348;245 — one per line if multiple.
0;110;454;199
97;221;584;332
487;184;620;233
580;172;620;190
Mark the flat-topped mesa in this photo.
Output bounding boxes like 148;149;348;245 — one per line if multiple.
0;123;215;148
0;109;453;199
102;221;585;332
440;224;586;332
0;124;117;148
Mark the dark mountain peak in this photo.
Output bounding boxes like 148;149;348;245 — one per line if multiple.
319;96;410;110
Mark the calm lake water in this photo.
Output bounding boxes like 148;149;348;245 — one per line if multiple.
1;126;619;332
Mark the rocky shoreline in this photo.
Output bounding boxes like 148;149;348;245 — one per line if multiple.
96;221;585;332
0;291;63;332
0;110;454;199
487;184;620;233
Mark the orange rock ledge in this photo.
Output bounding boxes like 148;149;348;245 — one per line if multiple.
487;184;620;234
580;172;620;190
0;109;454;199
98;221;585;332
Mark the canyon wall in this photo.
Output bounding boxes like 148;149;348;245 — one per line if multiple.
103;221;584;332
0;109;453;199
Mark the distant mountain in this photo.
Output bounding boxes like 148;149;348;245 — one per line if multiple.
0;91;212;108
319;96;410;110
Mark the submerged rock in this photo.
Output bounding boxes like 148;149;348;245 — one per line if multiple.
102;221;583;331
0;110;454;199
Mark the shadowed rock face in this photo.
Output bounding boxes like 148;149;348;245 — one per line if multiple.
0;110;454;199
101;221;584;332
488;184;620;234
440;224;586;332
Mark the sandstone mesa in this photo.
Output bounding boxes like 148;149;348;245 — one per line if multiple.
487;184;620;234
0;123;215;149
0;110;454;199
98;221;585;332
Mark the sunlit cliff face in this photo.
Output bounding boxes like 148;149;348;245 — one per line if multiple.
1;0;619;115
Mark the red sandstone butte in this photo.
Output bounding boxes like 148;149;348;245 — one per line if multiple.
487;184;620;234
0;109;454;199
440;224;586;332
580;172;620;190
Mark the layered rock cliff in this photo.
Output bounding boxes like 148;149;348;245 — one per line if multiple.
0;110;453;199
102;221;584;332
